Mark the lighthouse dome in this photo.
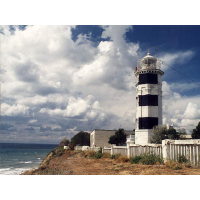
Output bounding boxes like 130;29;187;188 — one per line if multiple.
140;52;158;69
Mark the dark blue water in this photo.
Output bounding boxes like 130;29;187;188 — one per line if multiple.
0;143;58;175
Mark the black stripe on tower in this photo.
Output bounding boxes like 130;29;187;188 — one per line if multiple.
139;117;158;129
139;73;158;85
138;95;158;106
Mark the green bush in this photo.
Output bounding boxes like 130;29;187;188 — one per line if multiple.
95;152;102;159
130;155;142;164
130;153;163;165
88;150;102;159
177;155;188;163
111;153;121;159
140;153;163;165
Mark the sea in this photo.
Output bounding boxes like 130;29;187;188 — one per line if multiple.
0;143;58;175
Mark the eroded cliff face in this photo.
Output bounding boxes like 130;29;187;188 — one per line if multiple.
39;151;54;170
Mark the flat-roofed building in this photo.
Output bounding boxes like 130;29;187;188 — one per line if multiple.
90;129;135;147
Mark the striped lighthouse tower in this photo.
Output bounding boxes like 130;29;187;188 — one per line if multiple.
134;51;164;145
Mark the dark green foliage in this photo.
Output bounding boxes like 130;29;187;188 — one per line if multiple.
130;153;163;165
95;152;102;159
71;131;90;146
177;155;188;163
108;128;126;146
130;155;142;164
192;121;200;139
59;138;69;147
167;128;180;140
150;125;168;144
88;151;102;159
111;155;116;159
52;147;65;157
150;125;180;144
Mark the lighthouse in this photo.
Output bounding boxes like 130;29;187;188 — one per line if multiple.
134;52;164;144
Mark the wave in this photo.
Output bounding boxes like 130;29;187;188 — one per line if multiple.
20;161;33;164
0;167;29;175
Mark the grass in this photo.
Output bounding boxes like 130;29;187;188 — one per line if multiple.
22;149;200;175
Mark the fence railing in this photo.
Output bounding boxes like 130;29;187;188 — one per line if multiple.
103;144;162;158
101;139;200;166
129;145;162;157
162;139;200;166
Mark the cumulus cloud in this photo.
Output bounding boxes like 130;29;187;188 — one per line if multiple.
1;25;198;143
1;103;29;116
162;81;200;133
1;25;140;143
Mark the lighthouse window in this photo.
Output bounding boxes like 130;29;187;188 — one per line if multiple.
138;73;158;85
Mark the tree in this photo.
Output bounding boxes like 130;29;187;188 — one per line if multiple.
150;125;168;144
71;131;90;146
59;138;69;147
108;128;127;146
150;125;180;144
167;128;180;140
192;121;200;139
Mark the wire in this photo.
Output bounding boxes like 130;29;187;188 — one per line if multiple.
161;61;200;86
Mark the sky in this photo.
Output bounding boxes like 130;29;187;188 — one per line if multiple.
1;25;200;144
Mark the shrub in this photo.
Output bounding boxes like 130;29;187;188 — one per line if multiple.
130;155;142;164
111;154;121;159
59;138;69;147
95;152;102;159
52;147;65;157
87;150;103;159
88;150;97;158
177;155;188;163
130;153;163;165
140;153;163;165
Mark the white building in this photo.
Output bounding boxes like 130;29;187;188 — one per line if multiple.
90;129;135;147
134;52;164;144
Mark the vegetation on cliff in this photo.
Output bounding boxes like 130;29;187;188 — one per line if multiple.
22;147;200;175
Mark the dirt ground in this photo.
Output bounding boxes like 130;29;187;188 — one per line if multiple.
22;150;200;175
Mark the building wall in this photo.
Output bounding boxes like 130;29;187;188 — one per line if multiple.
90;130;134;148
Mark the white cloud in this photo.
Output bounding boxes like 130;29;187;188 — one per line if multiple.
1;103;29;116
1;25;198;143
162;81;200;133
159;50;195;70
28;119;38;124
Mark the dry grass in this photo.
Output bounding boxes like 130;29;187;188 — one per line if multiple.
22;150;200;175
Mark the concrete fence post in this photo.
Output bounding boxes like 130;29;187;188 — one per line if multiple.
111;146;113;156
162;139;171;162
127;145;130;158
